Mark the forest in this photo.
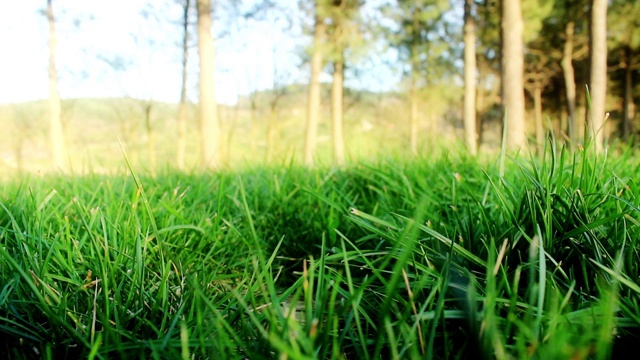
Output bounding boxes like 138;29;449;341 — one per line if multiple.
1;1;640;359
0;0;638;173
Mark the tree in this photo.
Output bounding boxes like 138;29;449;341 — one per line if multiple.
383;0;451;154
265;47;290;163
561;17;579;142
501;0;526;150
326;0;362;165
555;0;589;143
463;0;478;155
608;0;640;141
474;0;501;146
620;46;637;140
408;8;420;156
523;49;557;151
142;100;156;172
517;0;588;145
47;0;67;170
127;3;179;172
196;0;220;168
521;0;559;149
303;2;326;166
331;54;345;165
589;0;607;151
328;0;346;166
177;0;190;170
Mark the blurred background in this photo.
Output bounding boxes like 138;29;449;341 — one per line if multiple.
0;0;638;174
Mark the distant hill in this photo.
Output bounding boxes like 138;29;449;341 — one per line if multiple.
0;84;466;175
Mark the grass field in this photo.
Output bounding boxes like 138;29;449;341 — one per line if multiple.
1;141;640;359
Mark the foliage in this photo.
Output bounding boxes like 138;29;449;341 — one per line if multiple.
380;0;453;86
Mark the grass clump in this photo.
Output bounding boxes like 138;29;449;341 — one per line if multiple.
1;146;640;359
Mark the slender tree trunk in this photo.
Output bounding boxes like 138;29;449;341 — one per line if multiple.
177;0;190;170
331;55;345;165
463;0;478;155
533;80;544;150
304;9;325;166
196;0;220;168
476;86;484;146
144;102;156;173
13;135;25;174
408;5;420;156
589;0;607;151
501;0;526;151
47;0;67;170
266;108;276;162
561;20;578;143
223;107;234;165
249;94;258;156
622;47;634;141
409;65;419;155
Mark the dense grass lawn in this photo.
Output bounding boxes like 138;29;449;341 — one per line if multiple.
1;147;640;359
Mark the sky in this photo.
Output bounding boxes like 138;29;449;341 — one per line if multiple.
0;0;400;106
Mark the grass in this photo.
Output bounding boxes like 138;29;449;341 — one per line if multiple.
1;142;640;359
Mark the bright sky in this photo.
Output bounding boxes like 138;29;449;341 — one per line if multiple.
0;0;304;105
0;0;399;106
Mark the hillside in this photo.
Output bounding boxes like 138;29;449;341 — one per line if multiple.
0;85;467;175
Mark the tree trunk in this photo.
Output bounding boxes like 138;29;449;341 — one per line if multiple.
533;80;544;150
409;67;419;155
589;0;607;151
144;102;156;173
13;134;25;174
561;20;578;143
304;9;325;166
501;0;526;151
266;109;276;162
331;55;345;165
463;0;478;155
249;93;258;156
222;105;235;165
476;86;484;146
47;0;67;171
408;4;421;156
196;0;220;168
177;0;190;170
622;47;634;141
